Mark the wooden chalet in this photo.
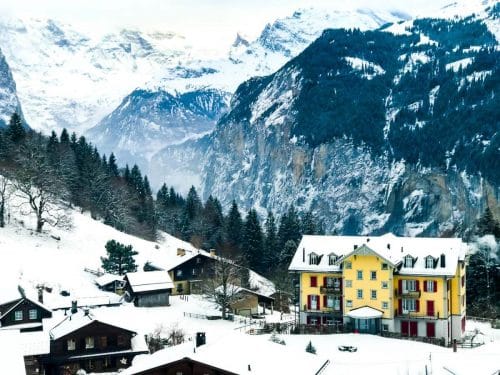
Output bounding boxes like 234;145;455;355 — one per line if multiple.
229;286;274;317
94;273;125;293
0;295;52;332
124;271;173;307
40;310;148;375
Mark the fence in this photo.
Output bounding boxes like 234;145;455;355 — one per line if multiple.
183;312;222;320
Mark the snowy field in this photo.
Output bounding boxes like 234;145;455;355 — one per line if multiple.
0;198;499;375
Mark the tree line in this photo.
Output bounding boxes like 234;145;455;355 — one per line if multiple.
0;113;323;277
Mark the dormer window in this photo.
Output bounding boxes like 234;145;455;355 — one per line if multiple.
425;256;436;269
309;252;319;265
328;253;337;265
404;255;414;268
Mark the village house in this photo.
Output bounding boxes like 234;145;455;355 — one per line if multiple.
228;285;275;317
0;291;52;332
39;309;148;374
124;271;174;307
289;233;467;344
94;273;125;293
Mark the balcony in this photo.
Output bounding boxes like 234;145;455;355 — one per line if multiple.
395;289;421;298
394;309;440;319
320;286;342;295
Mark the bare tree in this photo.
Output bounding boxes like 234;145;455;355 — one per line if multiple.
12;136;71;232
0;174;12;227
203;256;244;319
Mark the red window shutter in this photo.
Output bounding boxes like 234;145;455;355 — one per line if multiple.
398;299;402;315
423;281;427;292
398;280;402;293
434;281;437;292
416;280;420;291
307;295;312;310
339;278;343;289
339;297;343;311
323;295;327;308
317;295;321;309
426;322;435;338
416;299;420;312
323;277;327;287
311;276;317;287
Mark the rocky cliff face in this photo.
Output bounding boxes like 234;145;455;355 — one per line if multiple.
199;12;499;236
0;48;24;127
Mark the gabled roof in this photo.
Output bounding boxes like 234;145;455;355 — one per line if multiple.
49;310;136;340
289;233;468;276
347;306;383;319
0;296;52;320
125;271;174;293
95;273;124;287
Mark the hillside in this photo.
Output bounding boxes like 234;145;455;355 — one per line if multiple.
0;48;24;128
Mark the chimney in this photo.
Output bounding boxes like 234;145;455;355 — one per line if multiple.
177;248;186;256
38;287;44;304
366;238;370;242
353;245;358;250
248;364;251;371
71;300;77;314
401;246;403;253
196;332;206;347
440;254;446;268
387;244;391;250
84;308;90;316
209;249;216;257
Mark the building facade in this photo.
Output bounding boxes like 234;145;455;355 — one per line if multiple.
289;233;467;344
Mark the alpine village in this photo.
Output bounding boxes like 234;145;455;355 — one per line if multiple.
0;1;499;375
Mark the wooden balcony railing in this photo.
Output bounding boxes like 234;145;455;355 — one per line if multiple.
320;286;342;295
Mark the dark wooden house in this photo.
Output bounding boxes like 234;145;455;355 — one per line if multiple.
94;273;125;293
40;311;148;374
167;251;217;295
0;296;52;332
124;271;173;307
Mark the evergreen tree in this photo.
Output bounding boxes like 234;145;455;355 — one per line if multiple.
202;196;224;249
60;128;70;145
224;200;243;256
301;210;317;235
108;153;119;176
305;341;317;354
101;240;138;275
476;207;500;239
6;113;25;143
242;208;264;271
278;205;301;249
263;211;278;274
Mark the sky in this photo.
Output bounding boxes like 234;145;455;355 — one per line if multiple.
0;0;453;54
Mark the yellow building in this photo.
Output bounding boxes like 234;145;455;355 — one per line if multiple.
289;233;467;343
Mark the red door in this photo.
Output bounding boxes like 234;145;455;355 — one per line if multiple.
426;322;435;338
401;321;409;336
410;321;418;337
427;301;435;317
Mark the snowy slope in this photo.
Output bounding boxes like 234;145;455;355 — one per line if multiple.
0;47;24;127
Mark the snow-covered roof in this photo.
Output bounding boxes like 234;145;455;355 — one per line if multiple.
125;271;174;293
289;233;467;276
95;273;124;287
347;306;383;319
0;295;52;320
49;310;136;340
122;332;330;375
0;330;26;374
248;270;275;297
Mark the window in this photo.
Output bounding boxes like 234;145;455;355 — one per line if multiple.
85;336;95;349
371;290;377;300
192;268;197;276
346;300;353;308
99;336;107;348
328;254;337;265
29;309;38;320
403;280;417;292
381;281;388;289
14;310;23;321
345;261;352;269
382;324;389;332
310;276;317;287
382;301;389;309
117;335;127;347
381;263;388;270
404;255;414;268
345;280;352;288
357;270;363;280
425;256;435;269
461;275;465;287
402;299;416;312
196;257;201;264
310;295;319;310
326;296;341;311
67;339;76;351
357;289;363;299
176;269;183;277
309;253;318;265
426;280;435;292
370;271;377;280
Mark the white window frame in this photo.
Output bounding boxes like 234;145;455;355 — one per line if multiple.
402;298;416;313
381;281;388;289
345;280;352;288
346;300;353;308
345;261;352;269
404;255;414;268
382;301;389;309
310;295;319;310
328;254;337;265
370;271;377;280
309;253;318;265
381;263;388;270
28;309;37;320
176;269;183;277
426;280;435;292
425;256;434;269
371;290;377;300
67;339;76;351
357;289;363;299
403;279;417;292
14;310;23;321
357;270;363;280
85;336;95;349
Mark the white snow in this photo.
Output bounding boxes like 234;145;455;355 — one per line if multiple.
125;271;174;293
446;57;474;72
344;56;385;79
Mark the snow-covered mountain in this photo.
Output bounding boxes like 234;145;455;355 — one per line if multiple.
177;5;499;236
86;88;229;168
0;47;24;127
